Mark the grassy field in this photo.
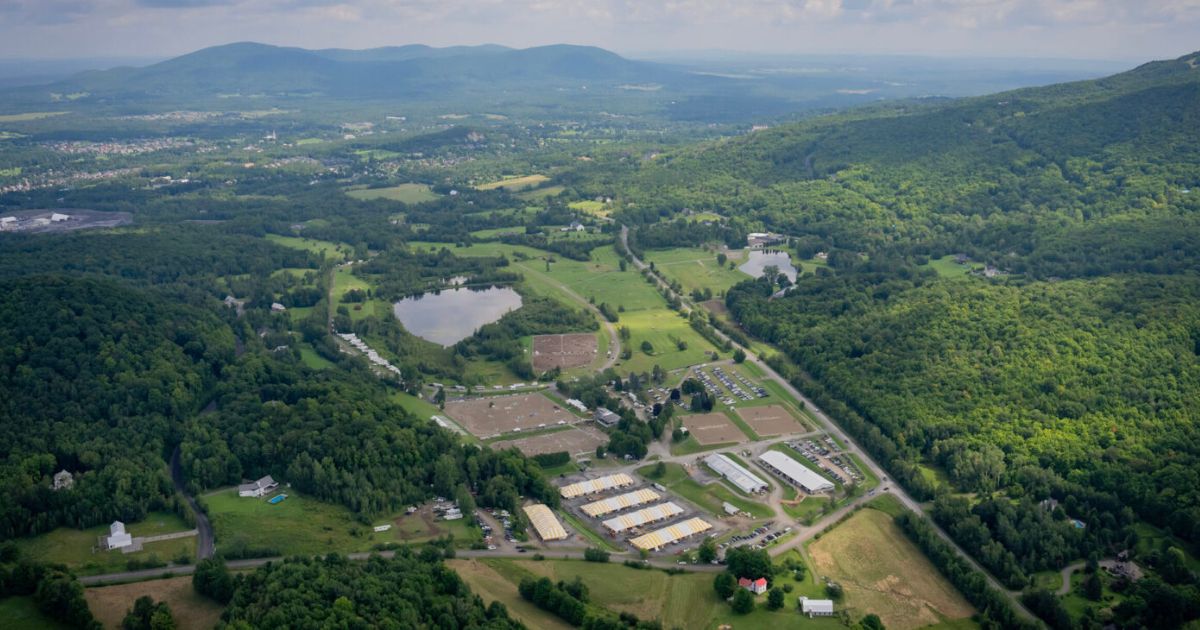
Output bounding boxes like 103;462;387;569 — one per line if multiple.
265;234;349;262
559;510;623;552
390;512;482;546
923;255;982;279
447;559;573;629
807;508;975;630
0;111;68;122
618;309;717;374
644;247;749;297
568;200;609;217
0;596;71;629
476;174;550;191
204;488;378;556
298;345;335;370
345;183;439;203
85;576;224;630
15;512;195;576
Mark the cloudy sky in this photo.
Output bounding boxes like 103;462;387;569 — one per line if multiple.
1;0;1198;62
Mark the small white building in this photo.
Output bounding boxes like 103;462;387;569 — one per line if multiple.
50;213;70;222
107;521;133;549
373;524;392;533
799;597;834;617
270;302;287;312
238;475;278;498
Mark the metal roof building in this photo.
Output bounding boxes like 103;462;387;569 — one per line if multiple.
523;504;568;541
581;488;661;518
602;502;684;534
630;517;712;551
559;473;634;499
758;451;834;493
799;597;835;617
703;454;768;494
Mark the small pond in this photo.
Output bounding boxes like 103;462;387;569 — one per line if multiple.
739;249;799;282
393;286;522;346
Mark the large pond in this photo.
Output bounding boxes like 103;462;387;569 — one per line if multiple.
393;286;522;346
739;249;799;282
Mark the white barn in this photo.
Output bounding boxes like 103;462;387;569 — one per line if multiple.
758;451;834;493
703;453;768;494
107;521;133;549
799;597;834;617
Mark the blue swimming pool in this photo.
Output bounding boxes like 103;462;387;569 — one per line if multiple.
268;494;287;504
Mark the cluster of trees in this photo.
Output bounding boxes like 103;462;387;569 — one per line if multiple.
518;575;662;629
0;545;100;629
729;267;1200;576
456;295;597;380
120;596;175;630
555;372;670;461
221;549;524;628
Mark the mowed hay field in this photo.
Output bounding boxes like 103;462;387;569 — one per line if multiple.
345;183;439;203
476;174;549;191
203;488;384;556
643;247;749;296
447;559;573;630
807;509;975;630
86;576;224;630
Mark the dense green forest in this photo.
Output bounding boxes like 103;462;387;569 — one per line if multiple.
219;549;524;629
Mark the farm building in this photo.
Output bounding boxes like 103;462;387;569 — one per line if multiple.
594;407;621;427
238;475;279;498
523;504;568;541
50;213;70;222
270;302;287;312
106;521;132;550
581;488;661;518
559;473;634;499
602;502;684;534
758;451;834;493
739;577;768;595
799;597;834;617
629;517;712;552
703;454;768;494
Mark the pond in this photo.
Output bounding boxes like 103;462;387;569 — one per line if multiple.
393;286;522;346
739;249;799;282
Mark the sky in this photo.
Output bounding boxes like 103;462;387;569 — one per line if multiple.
1;0;1198;62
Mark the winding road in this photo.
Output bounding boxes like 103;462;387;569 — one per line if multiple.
170;446;214;561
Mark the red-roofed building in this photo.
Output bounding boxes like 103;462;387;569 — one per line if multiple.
751;577;768;594
737;577;752;590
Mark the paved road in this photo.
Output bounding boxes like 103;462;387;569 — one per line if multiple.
170;446;213;561
619;225;1038;623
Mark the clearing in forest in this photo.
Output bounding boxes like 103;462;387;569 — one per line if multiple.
807;508;975;630
85;576;224;630
476;174;549;191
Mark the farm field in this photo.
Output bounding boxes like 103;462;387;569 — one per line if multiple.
446;559;574;630
0;111;68;122
568;199;609;217
476;174;550;191
807;508;976;630
922;254;983;279
644;247;749;296
389;509;482;546
345;183;439;203
85;576;224;630
14;511;195;576
532;332;597;371
264;234;349;262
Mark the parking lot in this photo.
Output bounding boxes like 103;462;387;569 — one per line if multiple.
692;365;768;407
784;435;864;485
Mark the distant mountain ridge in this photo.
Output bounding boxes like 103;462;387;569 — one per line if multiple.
32;42;679;101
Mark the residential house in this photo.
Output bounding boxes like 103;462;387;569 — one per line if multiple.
238;475;279;498
107;521;133;549
52;470;74;490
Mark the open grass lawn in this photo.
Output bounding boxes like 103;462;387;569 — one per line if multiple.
0;596;71;630
669;434;732;456
345;183;439;203
558;510;623;552
1133;522;1200;571
807;508;975;630
923;255;983;279
390;512;482;546
476;174;550;191
644;247;750;296
518;185;565;200
618;309;717;374
15;512;194;576
265;234;349;262
204;488;380;557
298;344;335;370
85;576;224;630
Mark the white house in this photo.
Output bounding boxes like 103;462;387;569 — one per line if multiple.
270;302;287;312
238;475;279;498
799;597;834;617
52;470;74;491
107;521;133;549
50;213;70;222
